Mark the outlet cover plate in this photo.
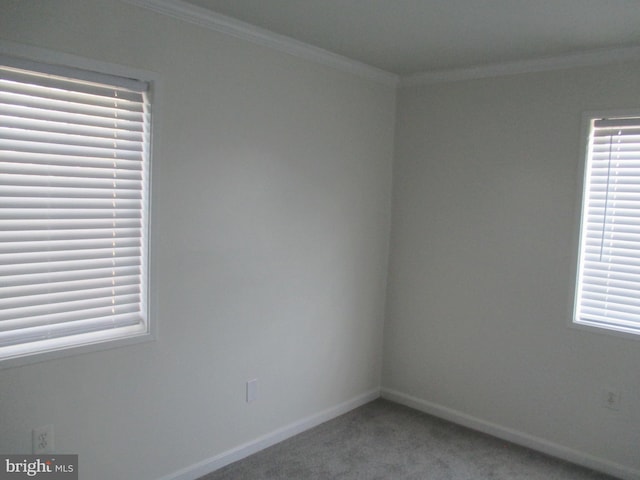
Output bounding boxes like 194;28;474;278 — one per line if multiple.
33;424;54;454
247;379;258;403
602;389;621;411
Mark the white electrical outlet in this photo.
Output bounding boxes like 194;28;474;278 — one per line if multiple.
602;389;621;411
246;379;258;403
33;424;54;454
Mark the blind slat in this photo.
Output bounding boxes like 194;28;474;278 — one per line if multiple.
0;227;142;242
0;93;145;122
0;311;142;347
0;247;141;268
0;285;141;316
1;273;141;300
0;115;143;142
0;138;143;160
0;127;143;152
1;151;143;170
1;102;144;132
1;263;141;285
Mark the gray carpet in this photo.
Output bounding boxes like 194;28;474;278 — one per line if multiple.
198;399;619;480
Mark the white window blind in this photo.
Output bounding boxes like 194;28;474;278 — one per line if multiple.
0;55;151;363
574;114;640;336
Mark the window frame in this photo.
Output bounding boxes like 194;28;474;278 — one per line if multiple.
0;41;158;368
571;109;640;340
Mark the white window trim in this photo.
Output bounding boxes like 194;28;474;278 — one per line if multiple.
0;41;158;368
571;109;640;340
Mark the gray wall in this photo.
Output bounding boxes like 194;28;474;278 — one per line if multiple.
0;1;395;479
384;64;640;475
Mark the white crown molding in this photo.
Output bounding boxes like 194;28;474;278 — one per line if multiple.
400;45;640;87
121;0;398;87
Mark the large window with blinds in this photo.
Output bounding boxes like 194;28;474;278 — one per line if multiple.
0;54;152;365
574;113;640;337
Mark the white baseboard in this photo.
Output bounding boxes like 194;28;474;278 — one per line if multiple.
158;388;381;480
381;387;640;480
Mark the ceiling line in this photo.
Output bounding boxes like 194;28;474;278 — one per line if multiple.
122;0;640;88
401;45;640;87
121;0;399;87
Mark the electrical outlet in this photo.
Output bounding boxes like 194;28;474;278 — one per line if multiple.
32;425;54;454
246;379;258;403
602;389;621;411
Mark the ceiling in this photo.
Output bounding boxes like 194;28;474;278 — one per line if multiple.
183;0;640;76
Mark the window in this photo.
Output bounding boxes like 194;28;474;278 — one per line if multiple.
0;54;152;365
574;112;640;337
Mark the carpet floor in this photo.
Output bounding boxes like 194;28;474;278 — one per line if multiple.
198;398;619;480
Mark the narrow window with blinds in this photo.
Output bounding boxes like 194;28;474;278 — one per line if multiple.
574;113;640;337
0;55;152;365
